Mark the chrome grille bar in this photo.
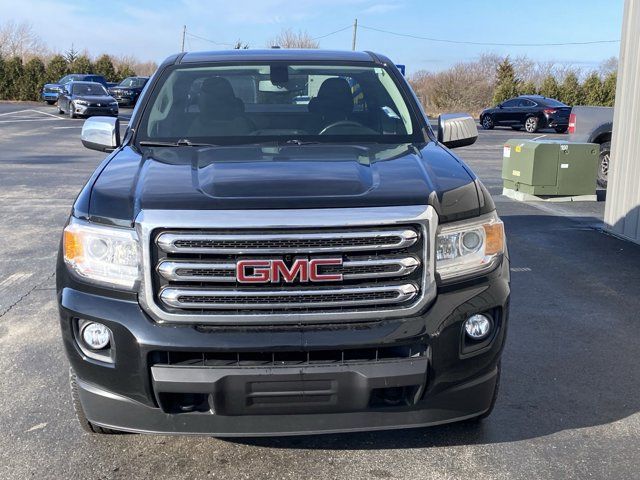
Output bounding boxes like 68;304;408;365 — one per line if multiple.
159;284;418;310
157;256;420;283
156;229;418;254
135;206;437;325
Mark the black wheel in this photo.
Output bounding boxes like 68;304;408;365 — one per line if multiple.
46;100;55;105
597;141;611;188
57;104;64;115
481;115;494;130
524;116;539;133
68;102;76;119
69;368;123;435
511;126;522;131
555;126;568;134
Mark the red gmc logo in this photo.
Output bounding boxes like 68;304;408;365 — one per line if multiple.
236;259;343;283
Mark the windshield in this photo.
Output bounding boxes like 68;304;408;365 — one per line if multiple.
72;83;108;96
119;77;147;88
137;63;421;145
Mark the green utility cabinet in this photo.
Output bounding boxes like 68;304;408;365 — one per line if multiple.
502;139;598;196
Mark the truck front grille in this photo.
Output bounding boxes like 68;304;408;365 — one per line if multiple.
138;206;435;324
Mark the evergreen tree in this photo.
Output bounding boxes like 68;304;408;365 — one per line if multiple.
71;55;92;74
22;57;46;101
539;75;560;99
559;72;585;106
518;81;537;96
0;55;7;100
93;54;117;81
492;57;520;104
4;56;25;100
582;72;605;105
45;54;68;83
602;71;617;107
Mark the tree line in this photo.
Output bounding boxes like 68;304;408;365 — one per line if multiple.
409;55;618;118
0;52;143;101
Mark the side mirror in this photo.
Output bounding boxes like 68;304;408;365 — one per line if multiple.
81;116;121;152
437;113;478;149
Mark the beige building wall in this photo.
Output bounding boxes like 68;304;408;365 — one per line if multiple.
604;0;640;244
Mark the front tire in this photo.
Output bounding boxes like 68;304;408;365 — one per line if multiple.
481;115;494;130
46;100;55;105
69;369;123;435
68;102;76;119
597;141;611;188
524;116;539;133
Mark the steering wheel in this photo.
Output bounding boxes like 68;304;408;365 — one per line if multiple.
318;120;367;135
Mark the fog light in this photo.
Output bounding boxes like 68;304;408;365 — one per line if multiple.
464;314;491;340
81;322;111;350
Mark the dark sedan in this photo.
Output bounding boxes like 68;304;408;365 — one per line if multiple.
480;95;571;133
108;76;149;107
57;81;118;119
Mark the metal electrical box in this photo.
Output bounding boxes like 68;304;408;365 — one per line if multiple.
502;139;599;196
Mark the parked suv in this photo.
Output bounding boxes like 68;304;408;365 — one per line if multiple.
58;49;509;436
41;74;110;104
108;76;149;107
480;95;571;133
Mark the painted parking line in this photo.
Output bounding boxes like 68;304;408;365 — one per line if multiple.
0;108;64;123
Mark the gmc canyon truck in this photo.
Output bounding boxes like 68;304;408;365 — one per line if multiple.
568;106;614;187
57;49;510;436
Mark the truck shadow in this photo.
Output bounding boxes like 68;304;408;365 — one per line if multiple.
228;212;640;450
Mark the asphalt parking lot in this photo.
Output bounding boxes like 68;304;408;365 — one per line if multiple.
1;101;639;479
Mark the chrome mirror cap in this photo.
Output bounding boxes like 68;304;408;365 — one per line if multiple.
81;116;120;152
438;113;478;149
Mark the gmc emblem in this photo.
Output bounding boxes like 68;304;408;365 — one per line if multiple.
236;259;343;283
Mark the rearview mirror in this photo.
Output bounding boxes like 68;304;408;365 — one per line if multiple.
81;116;121;152
437;113;478;149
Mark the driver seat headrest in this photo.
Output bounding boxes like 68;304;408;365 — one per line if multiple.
308;78;354;118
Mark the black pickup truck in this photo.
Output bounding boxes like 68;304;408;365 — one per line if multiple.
57;49;510;436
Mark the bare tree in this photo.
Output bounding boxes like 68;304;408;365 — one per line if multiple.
0;21;45;59
599;56;618;75
268;29;319;49
132;61;158;77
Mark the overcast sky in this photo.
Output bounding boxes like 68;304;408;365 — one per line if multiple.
1;0;624;73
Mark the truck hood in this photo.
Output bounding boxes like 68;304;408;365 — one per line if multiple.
82;142;483;226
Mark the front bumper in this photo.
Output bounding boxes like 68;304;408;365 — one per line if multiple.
41;92;59;101
112;96;136;106
74;105;118;117
58;260;510;436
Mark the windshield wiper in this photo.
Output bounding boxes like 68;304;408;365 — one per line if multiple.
282;139;321;146
138;139;219;147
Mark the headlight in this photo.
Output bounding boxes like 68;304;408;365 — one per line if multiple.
63;219;140;290
109;102;118;106
436;212;505;281
75;100;89;106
